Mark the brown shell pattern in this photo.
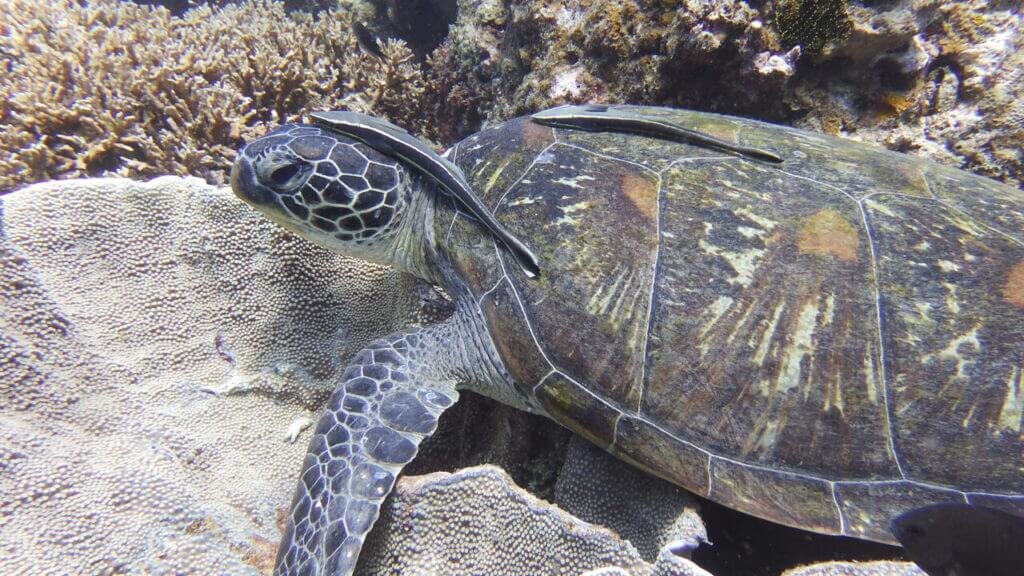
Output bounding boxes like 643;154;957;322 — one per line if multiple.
438;107;1024;543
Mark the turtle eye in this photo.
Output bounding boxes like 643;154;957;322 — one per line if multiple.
269;163;304;188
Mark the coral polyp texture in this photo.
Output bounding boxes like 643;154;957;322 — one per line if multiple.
0;0;430;193
361;466;712;576
0;177;431;574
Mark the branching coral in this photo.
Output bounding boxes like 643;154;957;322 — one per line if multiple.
0;0;432;193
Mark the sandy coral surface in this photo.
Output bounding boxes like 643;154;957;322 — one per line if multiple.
0;176;431;573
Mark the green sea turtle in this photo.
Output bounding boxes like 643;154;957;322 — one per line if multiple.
230;105;1024;576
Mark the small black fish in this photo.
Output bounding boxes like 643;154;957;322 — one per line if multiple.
352;22;385;61
891;502;1024;576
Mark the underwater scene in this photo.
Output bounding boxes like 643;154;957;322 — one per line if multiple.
1;1;1022;575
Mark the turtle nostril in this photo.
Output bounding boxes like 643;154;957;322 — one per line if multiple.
231;158;254;199
231;157;276;206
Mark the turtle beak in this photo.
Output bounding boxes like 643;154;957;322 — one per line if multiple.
230;155;276;206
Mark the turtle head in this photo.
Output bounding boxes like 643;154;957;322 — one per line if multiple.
231;123;413;260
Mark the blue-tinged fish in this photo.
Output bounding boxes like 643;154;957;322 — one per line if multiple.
891;503;1024;576
352;21;385;61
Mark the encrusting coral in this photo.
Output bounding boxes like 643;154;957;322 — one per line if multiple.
427;0;1024;188
0;0;431;193
427;0;802;140
774;0;852;54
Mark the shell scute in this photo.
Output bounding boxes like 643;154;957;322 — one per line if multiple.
709;457;841;535
494;145;660;409
534;372;619;450
478;277;550;398
643;159;899;482
866;193;1024;492
836;481;964;542
612;415;711;498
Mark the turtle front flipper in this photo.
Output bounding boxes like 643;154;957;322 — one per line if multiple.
275;323;460;576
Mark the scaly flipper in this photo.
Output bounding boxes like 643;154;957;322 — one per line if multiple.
274;320;461;576
531;104;784;163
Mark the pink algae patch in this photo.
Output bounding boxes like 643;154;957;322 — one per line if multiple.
621;173;658;222
796;209;859;263
1004;259;1024;309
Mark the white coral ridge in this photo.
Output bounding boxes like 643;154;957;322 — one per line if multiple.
753;47;801;77
0;176;426;574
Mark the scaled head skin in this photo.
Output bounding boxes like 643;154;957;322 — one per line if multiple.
231;124;411;252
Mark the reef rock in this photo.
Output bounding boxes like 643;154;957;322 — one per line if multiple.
428;0;1024;188
791;0;1024;186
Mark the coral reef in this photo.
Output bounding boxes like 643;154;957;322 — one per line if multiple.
376;0;458;57
4;0;1018;192
775;0;852;54
783;561;924;576
0;0;431;193
427;0;806;138
427;0;1024;187
362;466;712;576
0;176;434;573
131;0;340;16
820;0;1024;186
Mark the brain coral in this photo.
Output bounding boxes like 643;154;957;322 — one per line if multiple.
361;465;712;576
554;437;706;563
783;561;925;576
0;0;431;192
0;176;434;574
